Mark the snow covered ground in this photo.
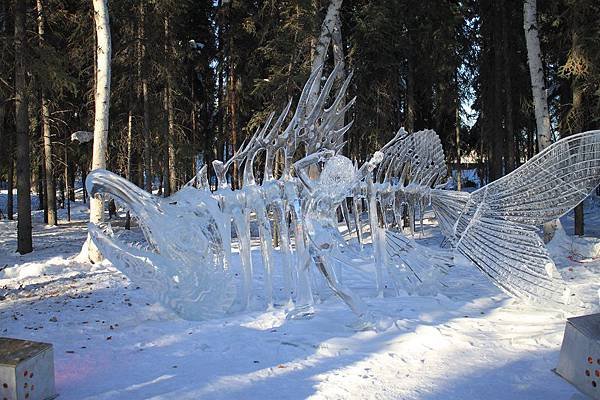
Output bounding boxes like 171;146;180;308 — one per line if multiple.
1;191;600;399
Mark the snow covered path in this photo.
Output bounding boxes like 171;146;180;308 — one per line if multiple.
1;199;599;399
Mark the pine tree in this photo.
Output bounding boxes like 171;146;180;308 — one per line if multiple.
14;0;32;254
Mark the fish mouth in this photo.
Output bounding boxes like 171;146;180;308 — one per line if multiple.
87;169;161;254
87;169;160;218
86;169;236;320
88;222;162;281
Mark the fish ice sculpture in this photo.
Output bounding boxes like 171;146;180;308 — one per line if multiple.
87;65;600;321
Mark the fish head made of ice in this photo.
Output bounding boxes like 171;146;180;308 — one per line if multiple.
86;169;236;320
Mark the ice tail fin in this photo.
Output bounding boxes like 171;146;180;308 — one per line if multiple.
430;189;470;242
454;213;571;306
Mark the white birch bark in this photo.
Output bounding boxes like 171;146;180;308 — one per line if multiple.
89;0;111;262
331;11;344;76
307;0;343;109
524;0;555;241
524;0;551;149
307;0;343;181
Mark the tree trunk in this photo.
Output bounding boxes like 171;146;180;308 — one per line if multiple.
126;110;133;181
214;0;224;185
227;64;239;189
58;176;65;209
142;80;151;192
81;166;87;204
574;202;584;236
331;10;346;130
89;0;112;262
36;0;57;225
163;83;177;196
139;1;152;193
125;109;132;229
223;0;239;189
455;91;462;191
64;138;71;221
490;0;504;182
0;100;4;158
524;0;552;149
524;0;555;241
41;99;56;224
569;31;586;236
15;0;33;254
405;31;415;133
166;88;177;193
68;160;75;202
7;150;14;220
38;164;45;213
502;5;515;173
1;100;13;220
0;100;4;192
164;17;177;194
307;0;344;110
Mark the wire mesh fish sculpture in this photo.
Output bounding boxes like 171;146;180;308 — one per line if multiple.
87;65;600;324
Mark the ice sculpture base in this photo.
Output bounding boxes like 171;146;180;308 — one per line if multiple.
286;305;316;320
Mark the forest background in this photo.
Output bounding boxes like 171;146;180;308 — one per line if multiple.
0;0;599;253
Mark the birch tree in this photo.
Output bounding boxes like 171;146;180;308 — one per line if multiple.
89;0;111;262
307;0;343;109
524;0;551;149
524;0;555;241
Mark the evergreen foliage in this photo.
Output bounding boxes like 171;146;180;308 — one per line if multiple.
1;0;599;250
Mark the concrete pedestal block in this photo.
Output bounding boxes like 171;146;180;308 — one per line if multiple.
0;338;56;400
556;313;600;399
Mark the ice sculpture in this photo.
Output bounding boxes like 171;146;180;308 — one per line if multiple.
87;172;235;320
430;130;600;304
293;150;383;320
87;63;600;322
